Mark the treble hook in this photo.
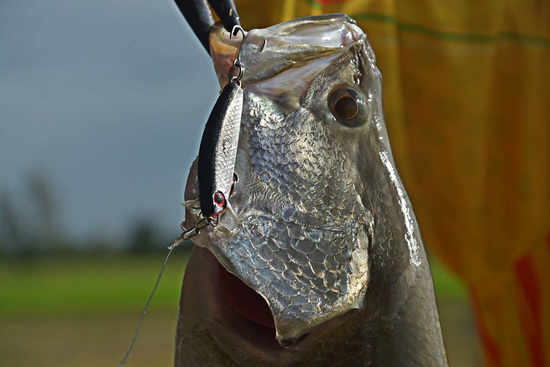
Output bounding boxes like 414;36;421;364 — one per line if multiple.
226;25;246;86
170;216;212;249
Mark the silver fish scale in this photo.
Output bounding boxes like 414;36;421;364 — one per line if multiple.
246;95;364;225
216;214;367;334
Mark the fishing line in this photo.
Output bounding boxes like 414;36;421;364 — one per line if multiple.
119;218;208;366
118;245;176;367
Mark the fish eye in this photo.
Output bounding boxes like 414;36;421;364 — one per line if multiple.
328;86;367;127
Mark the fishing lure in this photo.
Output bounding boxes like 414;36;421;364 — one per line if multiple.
176;28;245;242
197;75;243;220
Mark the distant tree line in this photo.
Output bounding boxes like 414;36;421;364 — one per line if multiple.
0;170;175;257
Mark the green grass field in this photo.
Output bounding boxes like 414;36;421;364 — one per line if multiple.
0;253;189;317
0;250;482;366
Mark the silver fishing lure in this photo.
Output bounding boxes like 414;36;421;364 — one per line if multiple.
196;26;245;222
197;80;243;220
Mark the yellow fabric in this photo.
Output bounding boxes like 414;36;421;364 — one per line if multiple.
236;1;550;366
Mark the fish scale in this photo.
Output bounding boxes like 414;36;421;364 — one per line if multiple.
245;98;361;225
214;211;368;340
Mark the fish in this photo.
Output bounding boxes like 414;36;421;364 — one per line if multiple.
175;12;448;367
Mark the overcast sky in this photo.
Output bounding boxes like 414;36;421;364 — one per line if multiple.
0;0;220;242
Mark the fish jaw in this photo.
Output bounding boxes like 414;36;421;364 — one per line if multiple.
241;14;364;108
210;214;369;344
210;14;365;107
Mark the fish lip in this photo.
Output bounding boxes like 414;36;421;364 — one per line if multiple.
209;14;366;107
200;247;360;356
240;15;363;83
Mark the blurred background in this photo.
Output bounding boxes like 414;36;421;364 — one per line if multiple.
1;0;218;365
3;0;548;366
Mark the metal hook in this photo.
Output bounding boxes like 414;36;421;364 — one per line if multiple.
171;216;212;249
230;25;246;39
228;25;245;85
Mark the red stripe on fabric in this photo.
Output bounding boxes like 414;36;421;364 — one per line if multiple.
470;286;502;367
514;255;546;367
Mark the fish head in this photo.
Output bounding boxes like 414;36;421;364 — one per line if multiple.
184;13;393;347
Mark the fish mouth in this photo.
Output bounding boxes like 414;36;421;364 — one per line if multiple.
210;13;365;107
215;253;304;350
197;246;359;354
